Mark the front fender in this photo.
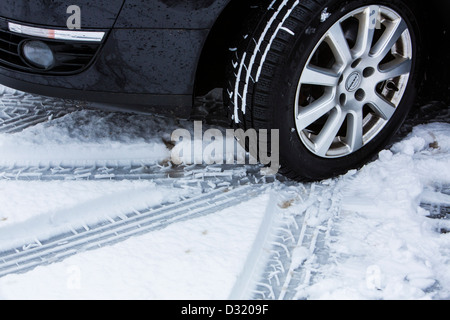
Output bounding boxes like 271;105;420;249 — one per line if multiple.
115;0;232;29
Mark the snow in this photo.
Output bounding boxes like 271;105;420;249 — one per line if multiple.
0;99;448;300
0;109;173;166
315;122;450;300
0;194;269;300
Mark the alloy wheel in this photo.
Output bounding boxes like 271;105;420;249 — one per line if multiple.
295;5;413;158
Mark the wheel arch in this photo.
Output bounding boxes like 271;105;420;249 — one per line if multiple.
193;0;269;98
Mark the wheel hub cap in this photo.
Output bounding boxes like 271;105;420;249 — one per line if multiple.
345;71;362;92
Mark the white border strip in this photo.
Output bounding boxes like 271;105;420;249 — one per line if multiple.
8;22;105;42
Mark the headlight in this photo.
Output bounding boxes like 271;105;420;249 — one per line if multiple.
22;41;55;69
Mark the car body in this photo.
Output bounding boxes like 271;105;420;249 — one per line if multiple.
0;0;449;180
0;0;252;117
1;0;448;117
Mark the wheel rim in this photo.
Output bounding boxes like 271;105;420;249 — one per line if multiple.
294;5;413;158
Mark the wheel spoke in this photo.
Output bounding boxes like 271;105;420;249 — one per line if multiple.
296;93;336;131
346;110;364;152
353;5;380;58
371;19;408;62
326;22;353;68
367;92;396;120
314;107;346;157
376;57;412;82
300;66;340;87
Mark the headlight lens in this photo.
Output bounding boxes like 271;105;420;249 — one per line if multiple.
22;41;55;69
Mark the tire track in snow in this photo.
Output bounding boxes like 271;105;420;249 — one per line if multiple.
421;183;450;217
0;86;286;280
233;183;449;300
0;88;80;134
0;87;262;185
421;184;450;233
0;163;262;184
0;183;270;278
230;181;341;300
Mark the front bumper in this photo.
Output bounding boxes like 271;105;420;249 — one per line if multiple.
0;19;104;75
0;16;209;117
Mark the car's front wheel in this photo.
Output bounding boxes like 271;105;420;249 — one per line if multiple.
225;0;421;181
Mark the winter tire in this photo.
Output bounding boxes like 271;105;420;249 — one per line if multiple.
225;0;421;181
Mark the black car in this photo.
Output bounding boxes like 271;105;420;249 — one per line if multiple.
0;0;448;181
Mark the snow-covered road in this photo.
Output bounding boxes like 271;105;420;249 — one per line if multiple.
0;86;448;300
